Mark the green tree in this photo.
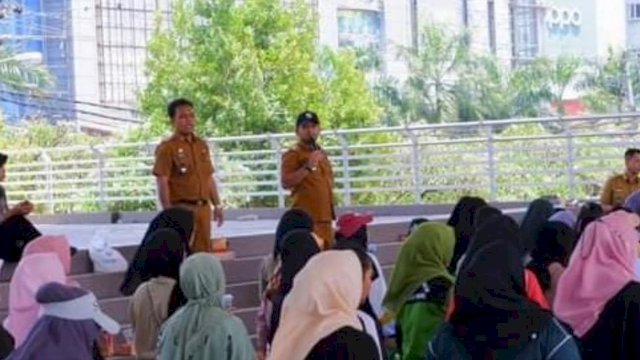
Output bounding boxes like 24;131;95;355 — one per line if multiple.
401;25;470;123
140;0;379;137
529;56;583;115
580;49;640;113
0;48;52;92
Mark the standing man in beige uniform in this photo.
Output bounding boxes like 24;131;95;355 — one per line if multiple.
153;98;224;253
281;111;335;247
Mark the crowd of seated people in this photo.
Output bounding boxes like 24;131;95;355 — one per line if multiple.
7;181;640;359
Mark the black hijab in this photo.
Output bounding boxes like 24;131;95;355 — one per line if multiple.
520;198;554;253
526;221;577;291
462;214;526;270
0;153;7;168
474;206;502;231
447;196;488;271
273;209;314;258
576;202;604;237
269;229;321;342
451;215;553;359
407;217;429;235
137;229;188;316
120;208;194;296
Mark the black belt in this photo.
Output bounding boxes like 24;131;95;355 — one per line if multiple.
176;199;209;206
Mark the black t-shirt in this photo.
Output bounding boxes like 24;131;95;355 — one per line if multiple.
306;326;380;360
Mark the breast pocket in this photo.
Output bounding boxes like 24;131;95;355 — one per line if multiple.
198;147;214;174
172;152;193;176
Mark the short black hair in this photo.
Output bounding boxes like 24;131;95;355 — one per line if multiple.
0;153;7;168
625;148;640;159
167;98;194;120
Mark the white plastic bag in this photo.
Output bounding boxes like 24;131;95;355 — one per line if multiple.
89;229;127;273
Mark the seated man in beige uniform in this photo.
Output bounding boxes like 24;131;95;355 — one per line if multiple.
600;148;640;212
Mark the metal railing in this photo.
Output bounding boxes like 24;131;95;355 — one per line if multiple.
4;112;640;213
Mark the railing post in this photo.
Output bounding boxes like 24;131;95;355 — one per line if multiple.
144;141;161;210
486;125;498;202
91;146;107;211
39;150;54;214
210;140;224;202
338;133;352;207
565;121;576;200
269;135;286;209
405;128;422;204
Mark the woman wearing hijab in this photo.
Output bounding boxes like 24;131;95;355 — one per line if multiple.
129;229;186;360
268;229;322;342
120;207;194;296
526;221;577;303
4;253;66;347
334;213;389;357
548;210;578;229
474;206;502;229
554;210;640;360
446;215;551;320
450;205;503;275
8;282;120;360
23;235;77;285
257;218;317;360
259;209;314;296
158;253;254;360
0;153;42;262
382;222;454;360
520;198;555;254
575;202;603;237
429;215;580;360
335;213;385;320
447;196;488;271
268;250;379;360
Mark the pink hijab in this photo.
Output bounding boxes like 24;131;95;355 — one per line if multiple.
23;235;72;275
4;253;66;347
553;210;639;337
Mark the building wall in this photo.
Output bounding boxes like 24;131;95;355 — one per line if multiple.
594;0;627;56
626;0;640;53
0;0;75;121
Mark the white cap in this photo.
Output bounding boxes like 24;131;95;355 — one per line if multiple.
41;292;120;335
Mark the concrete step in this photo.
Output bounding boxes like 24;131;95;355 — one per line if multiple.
0;265;394;336
0;220;409;283
0;242;401;312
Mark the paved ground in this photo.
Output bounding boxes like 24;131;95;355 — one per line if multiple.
35;207;527;249
35;215;425;249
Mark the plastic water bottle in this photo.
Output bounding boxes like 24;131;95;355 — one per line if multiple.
367;243;378;254
222;294;234;310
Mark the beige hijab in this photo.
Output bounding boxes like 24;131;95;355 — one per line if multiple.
267;250;363;360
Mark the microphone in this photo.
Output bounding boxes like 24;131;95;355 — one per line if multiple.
309;137;320;151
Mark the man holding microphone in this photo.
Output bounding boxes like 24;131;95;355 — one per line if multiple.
281;111;335;247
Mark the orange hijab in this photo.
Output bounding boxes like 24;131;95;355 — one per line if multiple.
268;251;363;360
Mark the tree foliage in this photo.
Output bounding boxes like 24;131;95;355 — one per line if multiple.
0;47;52;92
139;0;380;137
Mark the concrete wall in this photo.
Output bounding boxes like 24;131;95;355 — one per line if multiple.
540;0;627;59
628;0;640;51
30;202;531;224
69;0;101;120
595;0;627;56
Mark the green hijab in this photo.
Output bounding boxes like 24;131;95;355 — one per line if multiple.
383;222;455;315
159;254;254;360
